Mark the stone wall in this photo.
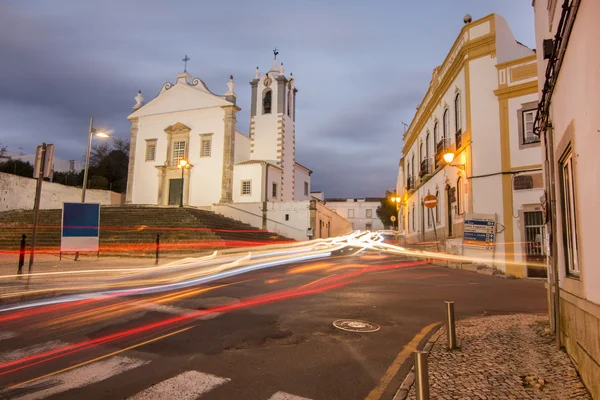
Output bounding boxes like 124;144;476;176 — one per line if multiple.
559;292;600;398
0;172;124;211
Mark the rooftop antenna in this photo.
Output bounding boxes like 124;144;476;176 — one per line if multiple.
401;122;409;133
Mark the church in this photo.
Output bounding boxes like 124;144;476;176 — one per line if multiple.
125;53;312;208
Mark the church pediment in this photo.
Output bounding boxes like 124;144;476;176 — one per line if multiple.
164;122;191;133
128;78;234;120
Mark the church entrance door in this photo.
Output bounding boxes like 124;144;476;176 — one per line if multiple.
168;179;183;206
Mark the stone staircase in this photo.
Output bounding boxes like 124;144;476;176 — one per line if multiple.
0;206;292;257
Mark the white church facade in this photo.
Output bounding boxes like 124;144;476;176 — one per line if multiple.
125;56;312;208
124;55;351;240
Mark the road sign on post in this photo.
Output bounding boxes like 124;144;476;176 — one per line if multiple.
424;194;438;209
61;203;101;255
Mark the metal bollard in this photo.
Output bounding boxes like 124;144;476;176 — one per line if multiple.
445;301;457;350
155;234;160;265
414;351;430;400
18;234;27;274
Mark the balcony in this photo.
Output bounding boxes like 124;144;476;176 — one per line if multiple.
406;176;415;193
419;158;434;178
435;137;452;168
455;129;462;149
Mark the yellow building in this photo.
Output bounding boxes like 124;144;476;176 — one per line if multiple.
396;14;544;278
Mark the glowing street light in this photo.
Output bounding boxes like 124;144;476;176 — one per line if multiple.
82;118;110;203
178;158;189;208
443;151;466;170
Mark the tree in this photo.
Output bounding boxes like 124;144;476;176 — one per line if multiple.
376;191;399;229
0;143;6;158
87;137;129;193
0;159;34;178
88;175;109;189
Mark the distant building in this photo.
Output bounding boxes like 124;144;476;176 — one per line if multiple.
397;14;544;278
324;198;384;231
1;151;83;174
533;0;599;393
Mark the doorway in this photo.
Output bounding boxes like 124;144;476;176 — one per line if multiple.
169;178;183;206
446;185;453;237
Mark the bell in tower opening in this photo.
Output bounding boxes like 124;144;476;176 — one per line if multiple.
263;89;272;114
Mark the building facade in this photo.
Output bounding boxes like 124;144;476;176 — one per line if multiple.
325;198;384;231
126;56;311;208
533;0;599;395
397;14;544;278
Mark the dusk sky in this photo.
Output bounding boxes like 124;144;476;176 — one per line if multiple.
0;1;535;198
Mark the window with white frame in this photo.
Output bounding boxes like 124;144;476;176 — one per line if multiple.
522;109;539;144
146;141;156;161
457;177;463;214
304;181;309;196
272;182;278;199
455;93;462;133
241;180;251;195
200;137;212;157
366;209;372;218
434;122;439;146
559;147;579;275
443;109;449;138
348;209;355;218
172;141;186;165
365;223;372;231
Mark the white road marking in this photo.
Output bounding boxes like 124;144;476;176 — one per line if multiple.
7;355;148;400
0;331;18;341
127;371;230;400
0;340;68;363
268;392;312;400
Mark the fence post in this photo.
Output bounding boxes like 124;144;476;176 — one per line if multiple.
445;301;457;350
18;234;27;274
414;351;430;400
155;234;160;265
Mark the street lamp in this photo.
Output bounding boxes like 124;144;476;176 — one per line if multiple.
443;151;466;170
82;118;109;202
178;158;188;208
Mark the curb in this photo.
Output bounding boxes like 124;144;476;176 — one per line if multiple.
434;261;516;280
393;325;445;400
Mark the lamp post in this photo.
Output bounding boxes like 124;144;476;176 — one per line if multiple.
442;151;465;170
391;194;402;232
82;118;109;202
178;158;188;208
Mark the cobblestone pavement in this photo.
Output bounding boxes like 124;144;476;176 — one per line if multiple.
404;314;591;400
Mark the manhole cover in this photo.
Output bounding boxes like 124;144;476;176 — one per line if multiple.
332;319;380;333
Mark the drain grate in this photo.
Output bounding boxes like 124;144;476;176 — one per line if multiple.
333;319;380;333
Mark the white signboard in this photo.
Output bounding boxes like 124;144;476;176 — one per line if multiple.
463;213;496;250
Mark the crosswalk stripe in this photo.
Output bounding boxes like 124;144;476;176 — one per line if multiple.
127;371;230;400
5;355;148;400
268;392;312;400
0;331;18;341
0;340;68;363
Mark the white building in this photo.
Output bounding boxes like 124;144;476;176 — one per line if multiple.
1;151;83;174
123;55;352;241
397;14;544;278
533;0;600;394
325;198;385;231
126;55;311;207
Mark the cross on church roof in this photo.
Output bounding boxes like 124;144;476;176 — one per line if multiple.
182;55;190;72
273;48;279;60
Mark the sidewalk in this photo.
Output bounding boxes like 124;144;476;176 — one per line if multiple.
399;314;592;400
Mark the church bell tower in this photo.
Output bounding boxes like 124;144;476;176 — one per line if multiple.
249;49;297;201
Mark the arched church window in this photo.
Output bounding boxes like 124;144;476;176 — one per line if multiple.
263;89;272;114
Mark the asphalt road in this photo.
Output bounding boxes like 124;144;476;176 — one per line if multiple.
0;250;547;400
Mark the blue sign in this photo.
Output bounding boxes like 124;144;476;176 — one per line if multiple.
61;203;100;252
463;213;496;249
